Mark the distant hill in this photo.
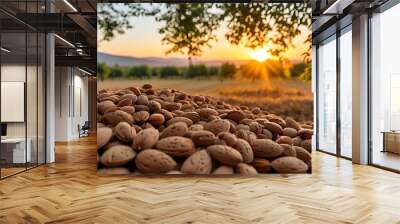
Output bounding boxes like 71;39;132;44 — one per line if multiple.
98;52;250;67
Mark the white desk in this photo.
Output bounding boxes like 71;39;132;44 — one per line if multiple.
1;138;32;163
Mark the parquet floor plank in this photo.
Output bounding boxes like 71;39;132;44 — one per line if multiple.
0;135;400;223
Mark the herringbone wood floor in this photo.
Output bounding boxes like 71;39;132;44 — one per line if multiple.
1;135;400;224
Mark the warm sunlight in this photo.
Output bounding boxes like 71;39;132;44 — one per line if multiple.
249;48;271;62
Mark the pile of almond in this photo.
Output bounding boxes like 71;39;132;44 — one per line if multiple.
97;84;313;175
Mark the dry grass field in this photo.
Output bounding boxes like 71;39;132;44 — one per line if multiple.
98;78;313;122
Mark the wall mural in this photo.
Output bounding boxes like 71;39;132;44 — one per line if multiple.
96;2;313;175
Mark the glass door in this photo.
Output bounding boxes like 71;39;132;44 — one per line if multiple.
317;35;337;154
0;30;28;178
339;26;352;158
0;1;47;179
370;3;400;171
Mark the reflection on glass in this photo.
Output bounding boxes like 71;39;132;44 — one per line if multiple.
38;33;46;165
371;4;400;171
27;31;38;169
317;36;337;154
1;31;27;177
340;29;352;158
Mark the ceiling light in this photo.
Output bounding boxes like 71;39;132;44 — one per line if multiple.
63;0;78;12
54;34;75;48
322;0;355;15
1;47;11;53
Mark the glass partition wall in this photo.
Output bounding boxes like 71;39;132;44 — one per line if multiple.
370;3;400;171
316;25;353;159
317;35;337;155
0;2;46;179
339;27;352;159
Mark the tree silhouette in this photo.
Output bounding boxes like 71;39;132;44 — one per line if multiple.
98;4;158;41
219;3;311;57
155;4;220;65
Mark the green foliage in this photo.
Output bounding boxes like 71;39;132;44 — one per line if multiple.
97;62;110;81
109;65;123;79
208;66;219;77
220;3;311;57
155;4;221;63
219;63;236;80
185;64;209;78
97;61;308;81
291;63;307;78
159;66;180;78
127;65;150;79
98;4;158;41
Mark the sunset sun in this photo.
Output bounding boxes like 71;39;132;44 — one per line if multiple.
249;48;271;62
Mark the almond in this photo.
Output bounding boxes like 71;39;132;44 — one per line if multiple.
207;145;243;166
166;117;193;127
115;122;136;142
213;165;234;175
264;121;283;135
300;139;312;152
293;146;311;163
142;83;152;89
271;157;308;173
234;139;254;163
97;127;113;148
196;108;218;119
190;130;217;147
281;144;297;157
189;124;204;131
282;127;297;137
236;163;258;175
251;139;284;158
120;106;135;115
181;150;212;174
226;110;245;122
298;129;313;139
117;94;134;107
276;136;293;145
133;128;159;150
148;100;162;113
269;117;286;128
148;113;165;126
134;111;150;124
160;122;188;139
181;112;200;123
136;95;149;105
293;136;303;146
164;102;182;111
285;117;301;130
204;119;230;135
98;100;116;114
100;145;136;167
135;149;177;174
249;121;263;134
103;110;133;126
217;132;237;147
252;159;272;173
156;136;195;157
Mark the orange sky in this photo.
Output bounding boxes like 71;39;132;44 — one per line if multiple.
98;14;310;61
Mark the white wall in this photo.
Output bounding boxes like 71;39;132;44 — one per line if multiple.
1;65;33;138
55;67;89;141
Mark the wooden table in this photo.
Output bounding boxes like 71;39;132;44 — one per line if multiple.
382;131;400;154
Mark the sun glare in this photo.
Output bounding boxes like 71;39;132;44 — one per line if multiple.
249;48;270;62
